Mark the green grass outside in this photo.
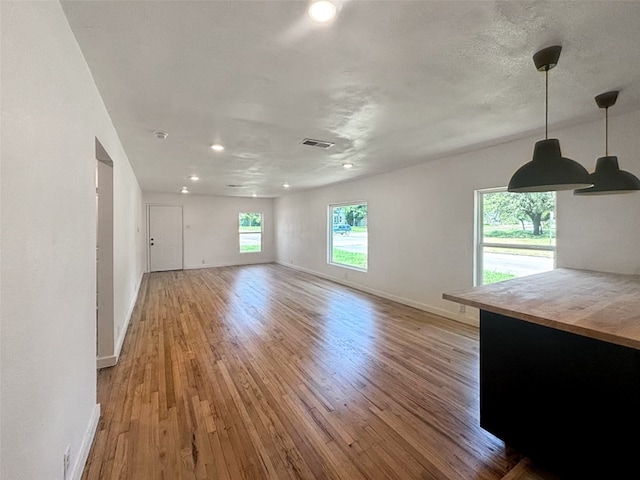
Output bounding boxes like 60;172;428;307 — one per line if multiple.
240;245;261;252
483;270;517;284
485;227;555;238
332;249;367;269
239;226;262;232
483;235;556;247
483;227;555;247
484;237;555;247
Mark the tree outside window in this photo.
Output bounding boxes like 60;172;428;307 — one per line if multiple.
477;189;555;285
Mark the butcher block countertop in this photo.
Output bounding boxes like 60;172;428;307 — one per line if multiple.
443;268;640;350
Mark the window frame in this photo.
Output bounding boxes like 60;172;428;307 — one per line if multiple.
475;187;556;286
238;211;263;254
327;201;368;272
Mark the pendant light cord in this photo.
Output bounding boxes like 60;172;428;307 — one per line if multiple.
605;106;609;156
545;69;549;139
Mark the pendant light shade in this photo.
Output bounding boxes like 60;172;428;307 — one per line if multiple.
509;139;593;192
573;91;640;195
508;46;592;192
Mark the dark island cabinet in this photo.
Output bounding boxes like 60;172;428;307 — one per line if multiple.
480;310;640;478
443;269;640;478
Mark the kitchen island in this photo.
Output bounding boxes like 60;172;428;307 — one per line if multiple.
443;268;640;478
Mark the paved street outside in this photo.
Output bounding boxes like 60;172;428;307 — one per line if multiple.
240;233;261;249
483;252;553;276
333;231;368;254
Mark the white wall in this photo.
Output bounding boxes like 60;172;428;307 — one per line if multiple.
556;111;640;275
108;143;145;367
1;2;144;479
143;193;275;270
275;109;640;325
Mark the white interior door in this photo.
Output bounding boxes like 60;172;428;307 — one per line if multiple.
149;205;183;272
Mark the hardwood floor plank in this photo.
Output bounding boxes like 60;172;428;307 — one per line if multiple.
82;264;525;479
158;408;181;480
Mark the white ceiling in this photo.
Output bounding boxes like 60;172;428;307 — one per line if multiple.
61;0;640;198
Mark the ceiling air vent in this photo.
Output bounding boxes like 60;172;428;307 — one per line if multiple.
301;138;334;149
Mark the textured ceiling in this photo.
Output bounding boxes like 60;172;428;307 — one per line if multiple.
61;0;640;197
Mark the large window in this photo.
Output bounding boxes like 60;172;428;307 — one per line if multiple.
329;202;367;271
476;188;555;285
239;212;262;253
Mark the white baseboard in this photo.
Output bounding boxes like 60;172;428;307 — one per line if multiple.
96;355;117;369
184;260;274;270
97;271;144;370
114;271;144;355
276;261;479;328
70;403;100;480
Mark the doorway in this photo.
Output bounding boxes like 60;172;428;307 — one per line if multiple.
96;139;114;365
148;205;183;272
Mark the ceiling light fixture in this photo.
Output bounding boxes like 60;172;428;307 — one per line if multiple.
189;175;199;181
181;186;189;194
342;162;354;169
508;46;592;192
283;182;290;188
308;0;337;23
211;144;224;152
252;193;257;198
574;91;640;195
153;131;168;140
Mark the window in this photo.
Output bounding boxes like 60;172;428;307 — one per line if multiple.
328;202;367;270
476;188;555;285
239;212;262;253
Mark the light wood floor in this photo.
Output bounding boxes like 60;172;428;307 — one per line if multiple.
83;264;530;479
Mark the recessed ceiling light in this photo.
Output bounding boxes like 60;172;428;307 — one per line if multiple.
283;182;290;188
211;144;224;152
153;131;168;140
252;193;257;198
342;162;354;169
189;175;199;181
181;186;189;194
308;0;337;22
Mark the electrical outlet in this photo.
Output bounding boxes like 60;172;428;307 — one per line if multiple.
63;445;71;480
459;304;466;314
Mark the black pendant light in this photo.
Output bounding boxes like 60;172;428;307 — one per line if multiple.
573;91;640;195
508;46;592;192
